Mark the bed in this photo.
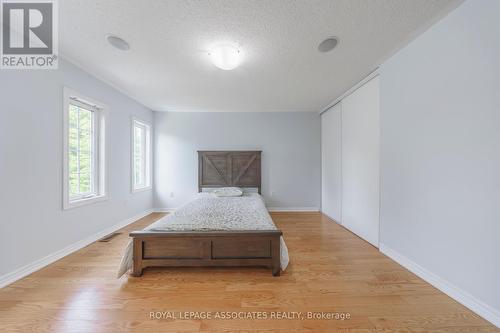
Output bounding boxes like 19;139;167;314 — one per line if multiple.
118;151;288;277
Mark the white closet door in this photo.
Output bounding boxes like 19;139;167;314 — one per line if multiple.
321;103;342;222
341;76;380;247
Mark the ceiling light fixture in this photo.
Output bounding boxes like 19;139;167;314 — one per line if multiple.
318;37;339;53
208;43;242;70
106;35;130;51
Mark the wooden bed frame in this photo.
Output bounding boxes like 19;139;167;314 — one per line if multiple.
130;151;283;276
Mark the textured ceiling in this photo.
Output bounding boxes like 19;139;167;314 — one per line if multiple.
60;0;463;112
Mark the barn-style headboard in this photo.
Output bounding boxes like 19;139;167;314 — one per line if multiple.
198;151;261;194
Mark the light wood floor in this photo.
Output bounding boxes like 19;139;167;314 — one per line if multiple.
0;212;497;333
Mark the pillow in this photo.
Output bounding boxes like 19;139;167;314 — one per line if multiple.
213;187;243;197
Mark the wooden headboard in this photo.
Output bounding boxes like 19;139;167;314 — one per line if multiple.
198;151;262;194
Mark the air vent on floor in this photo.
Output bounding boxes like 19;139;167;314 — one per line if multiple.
98;232;122;242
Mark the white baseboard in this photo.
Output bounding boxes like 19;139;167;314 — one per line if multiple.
154;208;176;213
380;243;500;328
321;212;341;224
267;207;319;212
0;209;154;289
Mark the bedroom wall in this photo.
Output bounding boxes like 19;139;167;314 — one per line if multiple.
379;0;500;323
0;59;154;282
154;111;321;210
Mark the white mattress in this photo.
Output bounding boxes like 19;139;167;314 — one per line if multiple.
118;193;289;277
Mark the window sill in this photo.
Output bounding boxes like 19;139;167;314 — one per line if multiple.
132;186;152;194
63;195;108;210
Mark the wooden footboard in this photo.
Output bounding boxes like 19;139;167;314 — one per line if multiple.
129;230;283;276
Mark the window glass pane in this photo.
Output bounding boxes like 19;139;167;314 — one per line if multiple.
134;126;143;156
69;173;79;196
68;104;95;199
68;128;78;175
134;157;142;185
79;109;91;130
133;125;144;187
79;110;92;192
132;121;150;190
79;172;91;194
69;128;78;152
69;105;79;129
68;106;79;197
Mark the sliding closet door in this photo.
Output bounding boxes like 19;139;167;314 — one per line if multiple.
321;103;342;222
341;76;380;247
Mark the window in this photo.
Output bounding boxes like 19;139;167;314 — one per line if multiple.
63;88;108;209
131;119;152;192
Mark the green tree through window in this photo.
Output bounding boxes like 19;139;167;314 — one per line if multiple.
68;104;94;198
132;119;151;191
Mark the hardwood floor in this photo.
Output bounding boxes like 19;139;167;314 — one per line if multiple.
0;212;497;332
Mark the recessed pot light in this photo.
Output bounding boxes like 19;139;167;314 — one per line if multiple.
209;43;242;70
106;35;130;51
318;37;339;53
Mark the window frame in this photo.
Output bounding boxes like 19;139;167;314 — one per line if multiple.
63;87;109;210
131;117;152;193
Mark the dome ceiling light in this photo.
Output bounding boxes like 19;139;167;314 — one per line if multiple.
106;35;130;51
318;37;339;53
208;43;242;70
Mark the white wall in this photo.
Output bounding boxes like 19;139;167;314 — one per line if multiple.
0;59;154;279
321;103;342;222
380;0;500;324
341;77;380;247
154;111;321;210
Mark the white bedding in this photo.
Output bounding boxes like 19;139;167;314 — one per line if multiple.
117;193;289;277
212;186;243;197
